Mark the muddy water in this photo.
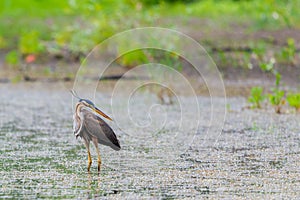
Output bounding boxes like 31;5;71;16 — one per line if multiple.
0;83;299;199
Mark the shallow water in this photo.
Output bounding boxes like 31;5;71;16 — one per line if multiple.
0;83;299;199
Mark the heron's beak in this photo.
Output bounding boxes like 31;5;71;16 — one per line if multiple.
93;107;113;121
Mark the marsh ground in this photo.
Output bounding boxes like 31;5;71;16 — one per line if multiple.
0;83;299;199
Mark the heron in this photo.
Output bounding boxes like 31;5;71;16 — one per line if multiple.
71;90;121;172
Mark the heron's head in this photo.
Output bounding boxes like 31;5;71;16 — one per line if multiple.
79;98;113;121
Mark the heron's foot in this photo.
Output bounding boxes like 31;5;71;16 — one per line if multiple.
87;150;92;172
88;160;92;172
97;161;101;172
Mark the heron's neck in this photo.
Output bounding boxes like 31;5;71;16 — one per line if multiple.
74;103;84;135
75;103;84;118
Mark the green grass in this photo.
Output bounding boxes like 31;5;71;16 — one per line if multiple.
1;0;300;80
0;0;74;48
150;0;300;29
0;0;70;16
1;0;300;53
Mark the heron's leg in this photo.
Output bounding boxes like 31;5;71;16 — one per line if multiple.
92;138;101;172
84;140;92;172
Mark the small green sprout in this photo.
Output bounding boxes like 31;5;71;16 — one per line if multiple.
259;57;275;72
287;93;300;112
5;50;20;66
281;38;296;65
274;71;281;88
268;89;285;114
248;87;265;109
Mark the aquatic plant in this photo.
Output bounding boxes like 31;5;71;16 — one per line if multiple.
248;86;265;109
268;89;285;114
287;93;300;112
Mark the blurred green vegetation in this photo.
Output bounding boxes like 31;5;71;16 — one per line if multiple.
0;0;299;112
287;93;300;112
268;88;285;114
248;86;265;109
1;0;299;55
0;0;300;92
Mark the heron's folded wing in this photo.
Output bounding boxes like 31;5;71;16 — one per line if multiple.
83;111;121;150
